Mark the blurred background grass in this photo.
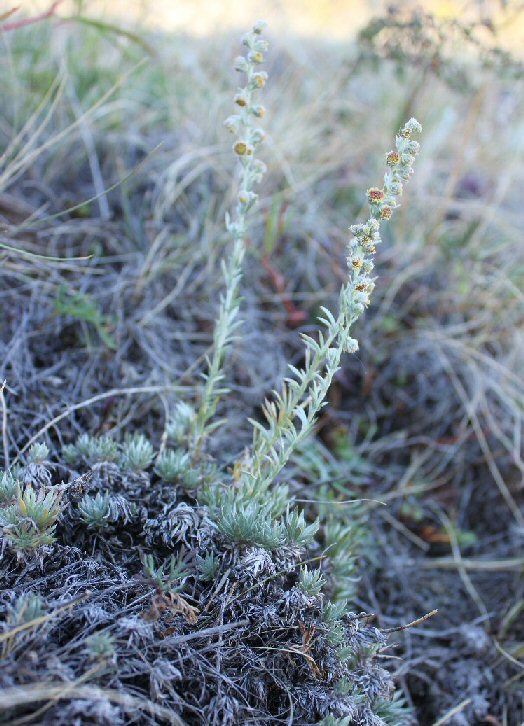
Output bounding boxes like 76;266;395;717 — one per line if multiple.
25;0;524;45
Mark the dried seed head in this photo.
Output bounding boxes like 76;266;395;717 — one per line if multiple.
252;72;268;88
386;150;400;165
361;238;376;254
248;50;264;64
367;187;385;204
234;91;248;107
233;141;253;156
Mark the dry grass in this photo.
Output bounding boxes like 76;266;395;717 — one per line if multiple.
0;3;523;723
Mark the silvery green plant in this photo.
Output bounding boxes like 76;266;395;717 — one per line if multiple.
179;467;200;489
154;449;190;483
3;592;46;657
192;21;268;452
209;485;319;551
319;717;350;726
141;552;188;594
63;433;119;466
322;600;348;648
84;631;116;661
283;507;319;546
201;95;421;558
78;492;112;530
0;470;18;505
196;551;219;581
78;492;135;530
7;592;45;626
166;401;196;445
324;519;363;602
120;433;154;471
27;442;49;465
154;447;202;489
298;566;325;597
216;496;286;550
239;118;422;490
0;484;61;552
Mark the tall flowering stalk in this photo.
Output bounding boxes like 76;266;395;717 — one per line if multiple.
192;21;269;451
242;118;422;488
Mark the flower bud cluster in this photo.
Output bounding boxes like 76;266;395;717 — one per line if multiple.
365;117;422;222
345;219;380;314
346;119;421;316
223;21;269;238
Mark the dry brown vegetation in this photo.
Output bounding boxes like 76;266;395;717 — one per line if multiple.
0;3;523;724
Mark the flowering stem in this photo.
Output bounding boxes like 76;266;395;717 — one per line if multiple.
192;22;269;453
242;118;423;488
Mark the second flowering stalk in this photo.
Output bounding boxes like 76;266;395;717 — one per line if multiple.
242;118;423;489
192;22;269;452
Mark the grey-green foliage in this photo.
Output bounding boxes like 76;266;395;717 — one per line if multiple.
78;492;135;530
207;479;318;552
322;599;348;624
217;497;287;550
191;22;269;451
283;508;319;546
318;717;352;726
63;434;119;466
120;433;154;471
323;600;348;648
291;438;369;604
183;469;201;489
0;485;61;551
166;401;196;445
324;520;362;602
155;449;192;484
62;444;78;466
202;477;288;550
7;592;45;625
27;442;49;465
84;631;116;660
154;448;202;489
196;551;219;581
201;476;287;519
298;566;325;596
238;120;422;492
334;677;353;697
375;692;413;725
78;492;112;530
0;470;18;504
141;552;188;593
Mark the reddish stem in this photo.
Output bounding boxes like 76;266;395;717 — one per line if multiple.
261;255;307;327
0;2;62;32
